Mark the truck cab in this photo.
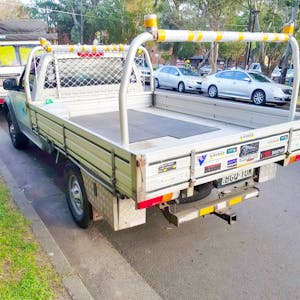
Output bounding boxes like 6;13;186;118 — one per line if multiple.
0;19;57;108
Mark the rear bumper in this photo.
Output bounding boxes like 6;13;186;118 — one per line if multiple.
160;185;259;226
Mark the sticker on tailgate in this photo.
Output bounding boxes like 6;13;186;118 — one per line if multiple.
260;146;285;160
239;142;259;162
158;161;177;173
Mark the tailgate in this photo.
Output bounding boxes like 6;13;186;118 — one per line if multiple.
141;123;299;201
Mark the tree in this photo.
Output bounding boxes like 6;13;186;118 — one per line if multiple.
190;0;243;73
219;42;246;68
0;0;30;20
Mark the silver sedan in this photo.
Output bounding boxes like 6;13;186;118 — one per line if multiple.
154;65;202;93
201;70;292;106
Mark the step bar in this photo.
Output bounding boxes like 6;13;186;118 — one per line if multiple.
160;186;259;226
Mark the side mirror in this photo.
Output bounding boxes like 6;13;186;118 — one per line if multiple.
244;77;251;82
176;72;180;76
3;78;19;91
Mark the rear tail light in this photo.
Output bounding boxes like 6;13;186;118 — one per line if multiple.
0;98;5;105
289;154;300;164
137;193;173;209
77;52;104;57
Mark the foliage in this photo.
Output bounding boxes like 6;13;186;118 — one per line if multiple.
219;42;246;67
27;0;300;71
0;0;30;20
0;180;62;300
178;43;198;59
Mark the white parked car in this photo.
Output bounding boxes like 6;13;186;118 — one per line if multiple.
201;70;292;106
154;65;202;93
135;58;151;84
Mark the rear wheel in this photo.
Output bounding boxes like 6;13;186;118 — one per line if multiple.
155;78;160;88
7;112;29;149
208;85;218;98
252;89;266;105
65;163;92;228
178;82;185;93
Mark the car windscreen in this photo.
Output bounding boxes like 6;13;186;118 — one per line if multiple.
0;46;19;67
19;46;36;65
0;45;36;67
179;68;198;76
249;72;271;83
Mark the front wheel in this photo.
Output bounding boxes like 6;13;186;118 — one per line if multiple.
178;82;185;93
65;163;92;229
7;112;29;149
252;89;266;106
208;85;218;98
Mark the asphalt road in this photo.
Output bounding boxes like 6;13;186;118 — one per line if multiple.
1;105;300;300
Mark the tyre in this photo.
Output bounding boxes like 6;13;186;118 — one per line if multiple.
208;85;218;98
252;89;266;105
178;182;213;204
155;78;160;88
178;82;185;93
7;112;29;149
65;163;92;228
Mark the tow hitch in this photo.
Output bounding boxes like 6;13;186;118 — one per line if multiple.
160;185;259;226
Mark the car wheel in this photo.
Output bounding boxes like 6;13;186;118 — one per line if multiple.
65;163;92;229
208;85;218;98
7;112;29;149
155;78;160;88
252;89;266;106
178;82;185;93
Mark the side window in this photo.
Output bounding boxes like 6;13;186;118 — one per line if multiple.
160;67;169;74
216;71;235;79
235;72;250;81
169;68;179;76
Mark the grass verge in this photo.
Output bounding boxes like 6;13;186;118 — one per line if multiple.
0;179;64;300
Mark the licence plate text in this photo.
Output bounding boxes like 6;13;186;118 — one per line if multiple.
221;169;253;186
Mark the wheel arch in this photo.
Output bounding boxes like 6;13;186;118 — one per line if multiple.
5;98;22;133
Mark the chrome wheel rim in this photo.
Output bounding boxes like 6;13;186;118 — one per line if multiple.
253;91;264;104
209;86;217;97
178;83;184;92
68;175;83;216
9;122;17;144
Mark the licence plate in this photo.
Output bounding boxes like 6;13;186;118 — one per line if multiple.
220;169;253;186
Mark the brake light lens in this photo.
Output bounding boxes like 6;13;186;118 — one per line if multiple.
77;52;104;57
289;154;300;164
0;98;5;104
137;193;173;209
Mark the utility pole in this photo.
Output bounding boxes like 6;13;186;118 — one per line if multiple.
245;8;260;69
80;0;84;44
279;0;299;84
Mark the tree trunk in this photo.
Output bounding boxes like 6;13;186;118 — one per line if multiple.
171;43;179;65
197;49;211;75
209;42;219;74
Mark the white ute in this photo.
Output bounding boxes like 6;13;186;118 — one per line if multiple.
3;15;300;230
